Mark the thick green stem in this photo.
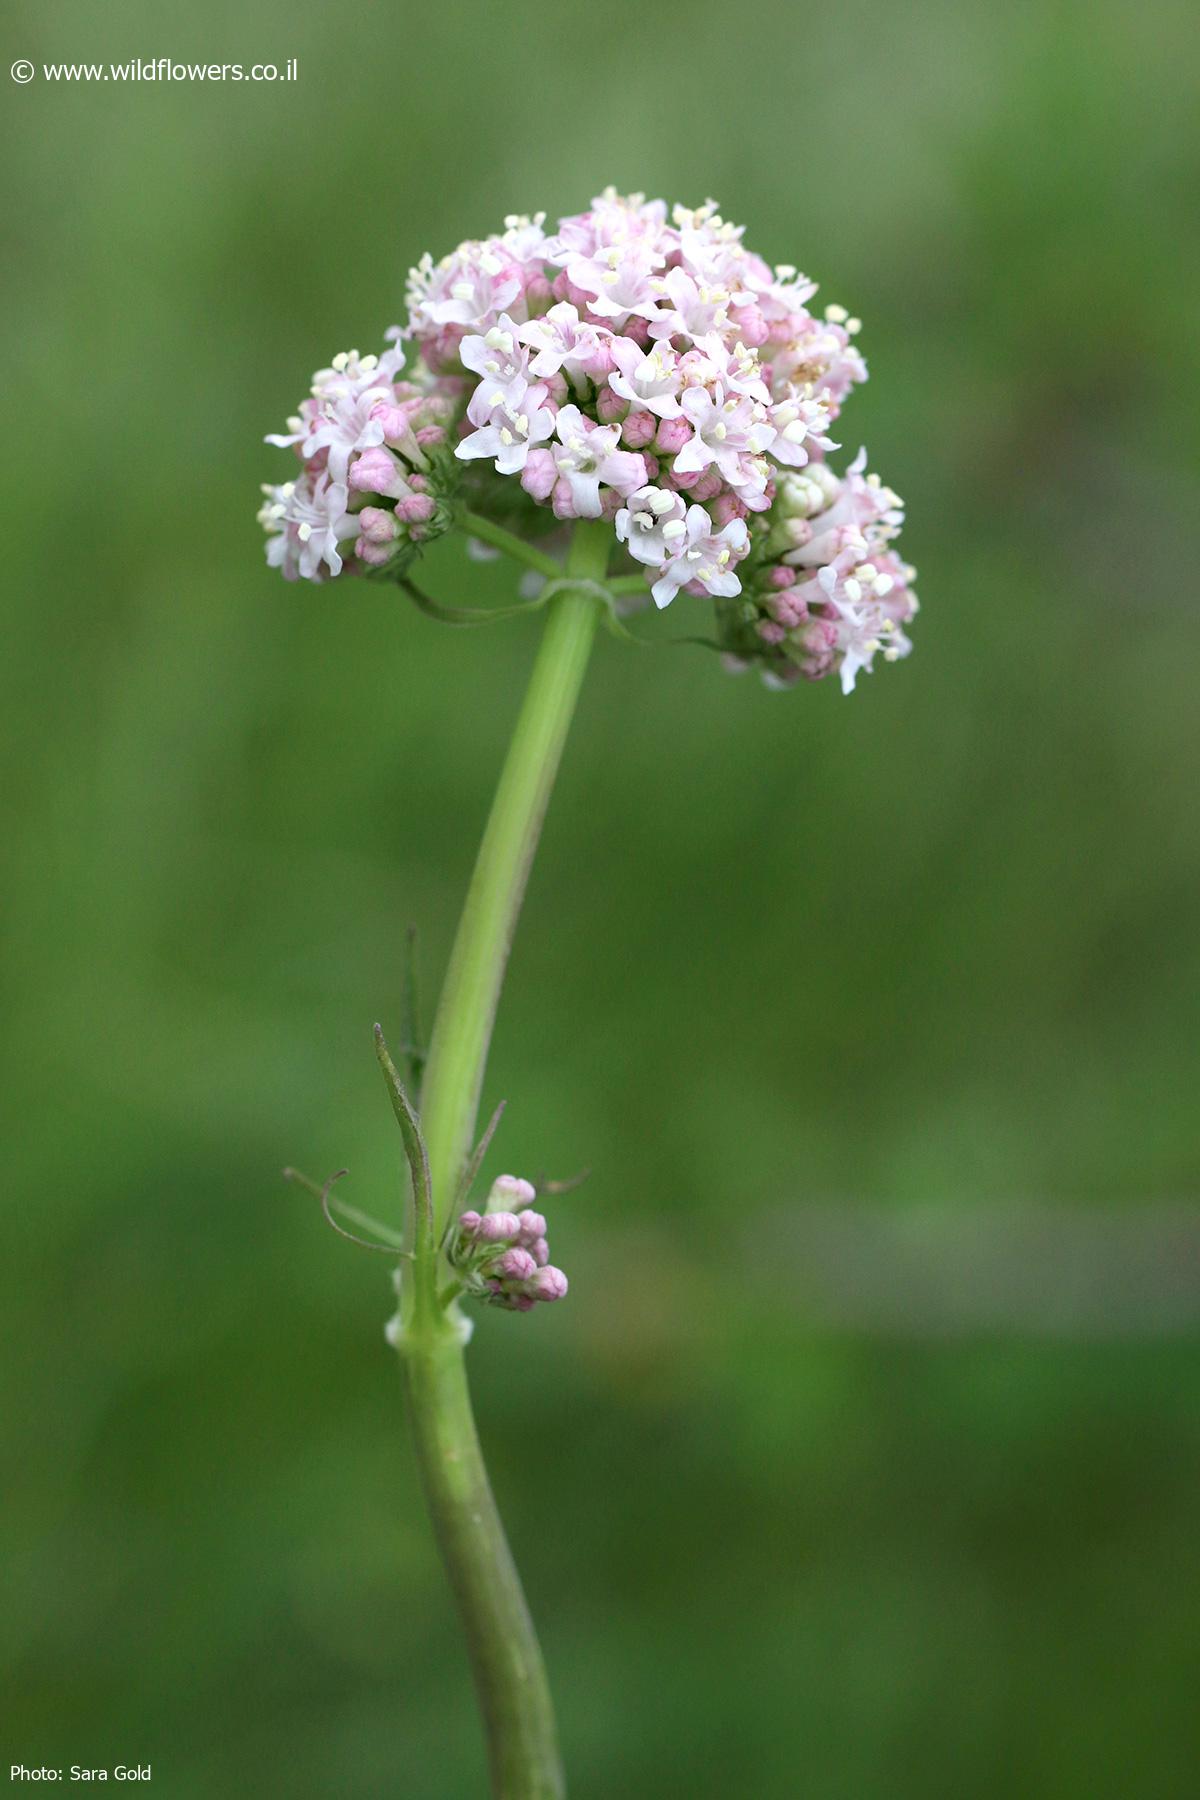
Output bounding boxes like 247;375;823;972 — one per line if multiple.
398;519;611;1798
418;519;610;1242
402;1327;564;1799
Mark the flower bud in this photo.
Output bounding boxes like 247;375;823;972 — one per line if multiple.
516;1209;547;1245
371;402;412;443
594;383;627;425
489;1175;537;1208
729;303;769;347
521;448;557;502
493;1246;537;1281
583;337;616;380
620;409;655;449
551;477;579;520
475;1210;522;1242
349;446;409;499
397;492;436;524
710;491;747;527
533;1266;569;1302
655;416;691;456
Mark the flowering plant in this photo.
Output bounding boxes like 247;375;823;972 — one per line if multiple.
267;193;919;1798
262;189;917;693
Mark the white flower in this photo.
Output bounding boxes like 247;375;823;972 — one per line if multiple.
614;486;688;566
517;303;609;382
259;473;356;581
549;405;645;517
607;339;684;419
564;242;664;327
674;385;774;493
650;506;750;609
456;383;556;476
459;315;536;411
817;562;913;693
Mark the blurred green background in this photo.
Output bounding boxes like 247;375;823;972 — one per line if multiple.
3;0;1199;1793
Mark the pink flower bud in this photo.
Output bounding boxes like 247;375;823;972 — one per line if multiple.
354;506;400;565
415;424;446;448
583;338;616;380
710;491;747;527
516;1209;547;1245
521;448;557;502
655;417;691;456
757;620;786;645
396;492;436;524
768;565;794;589
524;274;554;312
371;403;411;443
533;1266;569;1302
490;1175;537;1208
688;468;723;503
594;383;627;425
729;303;769;347
800;618;838;653
621;410;656;449
475;1210;522;1242
494;1247;537;1281
551;477;579;520
458;1210;484;1238
356;506;398;545
768;588;807;627
348;446;408;498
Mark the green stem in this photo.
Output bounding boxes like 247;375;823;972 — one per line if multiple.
403;1330;564;1798
460;510;565;579
398;518;611;1797
418;518;610;1242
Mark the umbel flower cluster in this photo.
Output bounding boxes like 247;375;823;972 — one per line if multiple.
260;191;918;692
449;1176;569;1311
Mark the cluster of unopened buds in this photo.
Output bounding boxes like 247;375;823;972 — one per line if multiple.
261;190;918;693
450;1176;569;1312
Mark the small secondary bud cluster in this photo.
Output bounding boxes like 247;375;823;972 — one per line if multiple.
258;347;458;581
721;451;918;693
261;192;918;693
451;1176;569;1312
